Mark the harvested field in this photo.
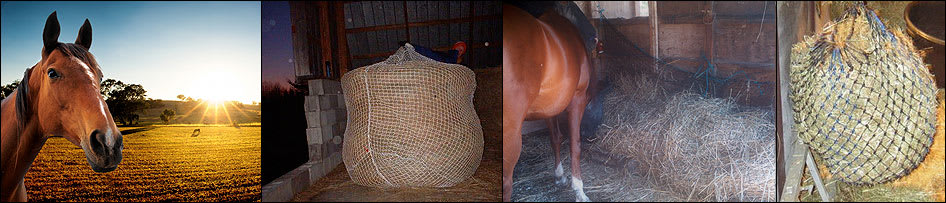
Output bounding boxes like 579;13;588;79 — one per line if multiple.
24;126;261;202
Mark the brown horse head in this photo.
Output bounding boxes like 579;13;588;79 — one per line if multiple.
20;11;122;173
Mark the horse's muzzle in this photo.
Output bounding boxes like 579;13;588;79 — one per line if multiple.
86;129;123;173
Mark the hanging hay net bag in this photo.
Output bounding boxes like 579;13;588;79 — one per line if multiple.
790;4;938;185
341;43;484;188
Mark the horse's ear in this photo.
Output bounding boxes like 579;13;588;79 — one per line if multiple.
16;68;32;126
43;11;61;55
76;19;92;50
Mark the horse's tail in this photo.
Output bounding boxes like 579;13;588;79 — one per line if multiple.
555;1;597;55
587;54;598;100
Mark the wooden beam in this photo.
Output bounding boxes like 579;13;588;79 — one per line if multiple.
344;14;500;34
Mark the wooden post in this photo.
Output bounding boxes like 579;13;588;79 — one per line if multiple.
650;1;658;69
467;1;475;67
704;1;714;66
318;1;334;79
334;2;351;78
777;2;838;201
402;1;411;42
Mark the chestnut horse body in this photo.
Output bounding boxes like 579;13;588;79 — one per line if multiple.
1;12;123;202
503;4;594;202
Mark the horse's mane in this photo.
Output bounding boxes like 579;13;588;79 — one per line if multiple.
16;43;101;130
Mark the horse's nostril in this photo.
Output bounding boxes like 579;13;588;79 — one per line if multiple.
89;130;107;155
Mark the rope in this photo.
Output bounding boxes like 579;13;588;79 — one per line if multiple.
361;65;393;187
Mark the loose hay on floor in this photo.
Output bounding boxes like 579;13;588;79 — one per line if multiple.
595;73;776;201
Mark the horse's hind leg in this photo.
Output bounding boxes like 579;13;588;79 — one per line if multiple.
503;119;523;202
545;117;567;185
566;94;591;202
503;96;528;202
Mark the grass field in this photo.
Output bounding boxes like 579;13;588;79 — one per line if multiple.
137;100;261;126
23;125;260;202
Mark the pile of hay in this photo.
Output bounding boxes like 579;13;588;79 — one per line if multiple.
596;73;776;201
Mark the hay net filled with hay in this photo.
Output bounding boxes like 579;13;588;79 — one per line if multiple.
341;43;484;188
582;10;776;201
789;4;938;185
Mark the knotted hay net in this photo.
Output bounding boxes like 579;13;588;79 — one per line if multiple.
789;4;938;185
341;43;483;188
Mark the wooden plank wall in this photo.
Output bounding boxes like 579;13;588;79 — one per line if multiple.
598;1;777;107
289;2;323;78
776;1;829;201
290;1;501;80
343;1;501;69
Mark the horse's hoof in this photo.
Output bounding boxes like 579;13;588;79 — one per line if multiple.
555;176;568;185
576;193;591;202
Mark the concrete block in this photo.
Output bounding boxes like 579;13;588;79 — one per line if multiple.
336;109;347;122
323;152;342;172
307;160;326;185
336;121;347;136
309;79;342;95
305;110;339;128
337;95;347;109
320;122;347;146
261;180;292;202
289;167;311;196
304;95;340;111
305;128;323;145
321;126;334;146
308;143;322;161
303;96;318;112
332;152;342;166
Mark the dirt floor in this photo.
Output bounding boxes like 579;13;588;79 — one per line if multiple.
290;67;502;201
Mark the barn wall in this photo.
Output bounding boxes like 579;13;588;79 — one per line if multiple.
598;1;776;106
290;1;500;81
659;1;776;106
776;2;828;201
289;2;323;78
342;1;501;69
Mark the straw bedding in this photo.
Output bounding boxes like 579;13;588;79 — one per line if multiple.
594;73;776;201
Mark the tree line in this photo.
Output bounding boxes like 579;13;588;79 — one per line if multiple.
1;79;155;126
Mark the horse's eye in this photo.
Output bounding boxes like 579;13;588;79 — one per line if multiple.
47;68;61;79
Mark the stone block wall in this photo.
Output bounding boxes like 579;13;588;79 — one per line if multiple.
262;79;347;202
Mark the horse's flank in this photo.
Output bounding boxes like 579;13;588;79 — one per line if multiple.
503;3;595;202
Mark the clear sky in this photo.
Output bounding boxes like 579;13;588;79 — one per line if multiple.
260;1;293;88
1;1;261;104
